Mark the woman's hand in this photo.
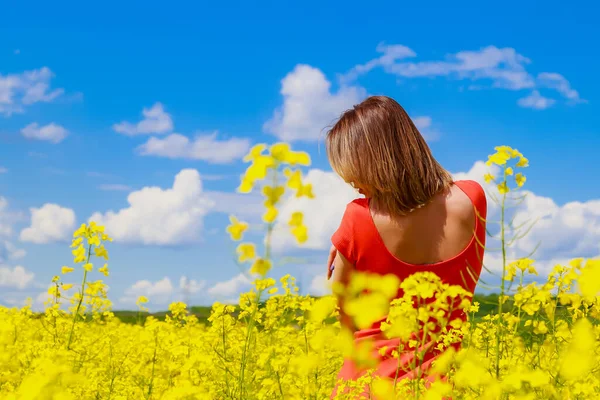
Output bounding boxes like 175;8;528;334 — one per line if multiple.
326;244;336;280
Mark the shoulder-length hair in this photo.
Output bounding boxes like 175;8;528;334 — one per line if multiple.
326;95;453;217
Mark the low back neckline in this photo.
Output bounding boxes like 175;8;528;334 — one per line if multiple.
364;180;478;268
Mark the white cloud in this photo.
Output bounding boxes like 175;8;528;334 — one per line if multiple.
137;132;250;164
0;197;15;238
28;151;47;159
89;169;215;246
340;42;416;83
271;169;359;252
412;116;441;141
0;167;7;174
204;191;263;219
364;45;535;90
113;102;174;136
120;277;174;305
451;160;500;189
263;64;366;142
0;240;26;263
344;44;582;107
537;73;584;103
308;273;330;297
512;193;600;260
20;203;76;244
207;273;251;300
0;197;26;260
517;90;556;110
0;67;64;116
0;265;34;289
21;122;69;144
179;276;206;294
98;184;131;191
413;116;432;130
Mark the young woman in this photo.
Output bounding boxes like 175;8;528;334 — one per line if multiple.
325;96;487;397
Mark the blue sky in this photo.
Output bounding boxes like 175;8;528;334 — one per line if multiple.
1;1;598;310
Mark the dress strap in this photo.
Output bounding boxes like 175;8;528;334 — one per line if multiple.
453;180;487;220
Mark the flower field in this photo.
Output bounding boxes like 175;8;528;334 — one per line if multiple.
1;143;599;400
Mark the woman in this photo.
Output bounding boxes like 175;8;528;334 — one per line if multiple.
325;96;487;397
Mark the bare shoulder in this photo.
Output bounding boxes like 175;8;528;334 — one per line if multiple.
446;183;476;222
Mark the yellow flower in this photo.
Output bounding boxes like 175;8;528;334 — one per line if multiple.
262;185;285;207
237;177;254;194
284;169;302;190
296;183;314;198
89;235;100;246
48;286;60;296
497;181;509;194
515;172;526;187
237;157;275;192
269;143;291;162
243;143;267;162
250;258;272;276
137;296;149;304
61;266;74;274
72;245;86;263
483;173;495;183
345;292;390;330
98;264;109;277
533;320;548;334
516;156;529;167
61;283;74;291
73;223;87;238
94;245;109;260
262;206;278;223
70;237;83;248
517;258;537;275
504;262;517;282
494;145;513;154
51;275;59;283
226;215;248;241
236;243;256;263
288;211;303;227
504;167;514;176
569;257;584;270
83;263;93;272
291;224;308;244
288;151;311;166
578;258;600;297
511;148;523;158
309;296;337;323
560;317;595;380
253;154;276;170
371;378;396;400
486;151;510;166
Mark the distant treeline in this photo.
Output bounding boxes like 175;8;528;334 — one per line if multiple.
109;293;518;326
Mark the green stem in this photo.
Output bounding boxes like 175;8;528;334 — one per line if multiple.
237;162;284;398
495;179;507;379
66;243;92;350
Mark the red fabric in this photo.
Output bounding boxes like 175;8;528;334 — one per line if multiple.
330;180;487;398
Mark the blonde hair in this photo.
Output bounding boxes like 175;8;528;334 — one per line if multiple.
326;95;453;217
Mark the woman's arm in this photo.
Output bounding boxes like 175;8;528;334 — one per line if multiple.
331;250;356;333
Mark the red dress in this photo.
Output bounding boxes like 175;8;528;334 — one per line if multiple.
330;180;487;398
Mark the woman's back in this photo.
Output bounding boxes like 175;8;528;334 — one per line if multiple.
332;180;486;292
370;182;477;266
